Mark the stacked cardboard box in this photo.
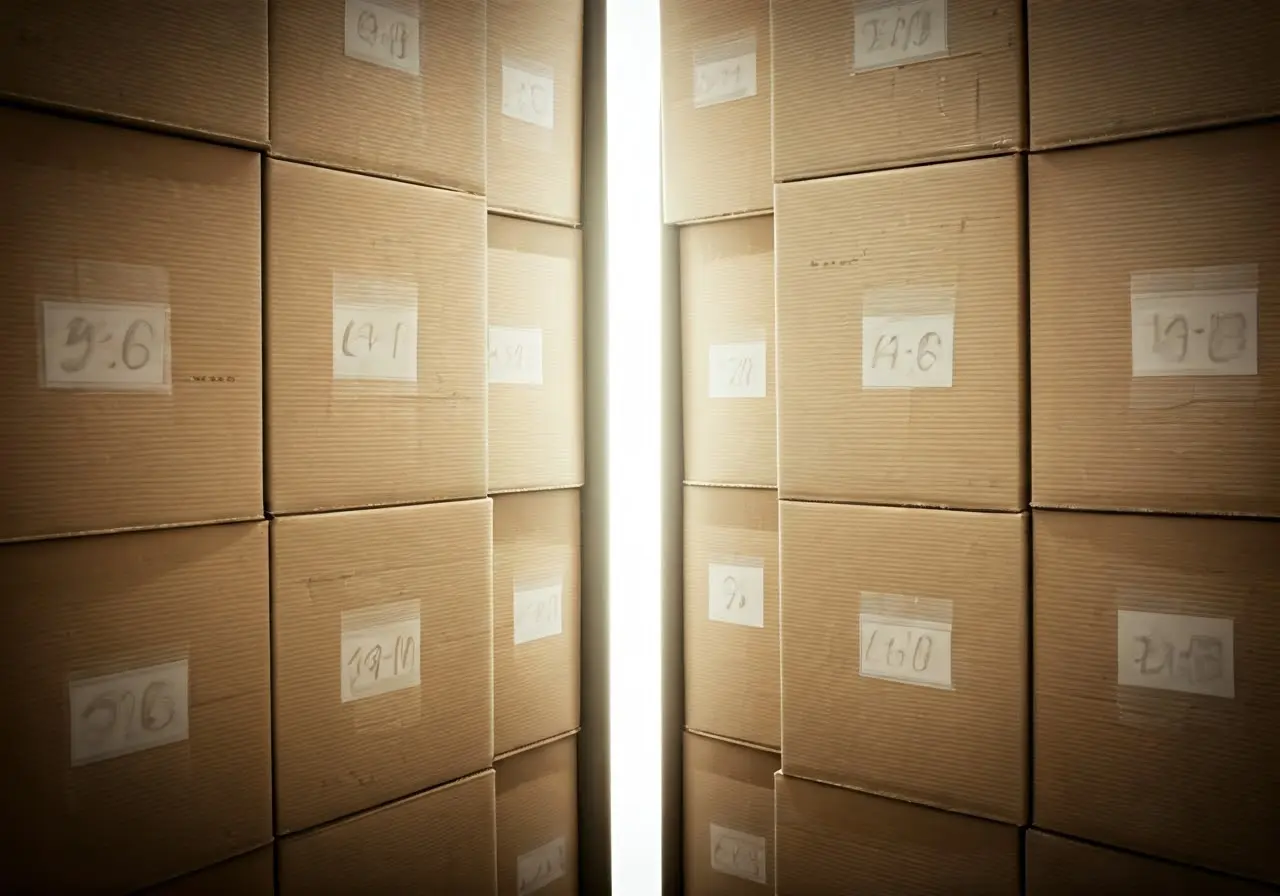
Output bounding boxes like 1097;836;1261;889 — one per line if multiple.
0;2;583;893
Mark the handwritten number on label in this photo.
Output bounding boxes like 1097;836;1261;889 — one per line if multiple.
357;10;410;62
1131;633;1225;687
864;9;934;53
347;634;416;691
872;331;942;371
60;316;155;373
342;320;408;360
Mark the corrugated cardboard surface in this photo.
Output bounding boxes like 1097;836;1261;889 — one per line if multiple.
771;0;1025;182
775;773;1021;896
660;0;771;224
488;0;583;223
1029;124;1280;517
776;155;1026;510
1028;2;1280;149
683;732;777;895
143;845;275;896
0;1;268;144
1025;830;1280;896
270;0;486;193
780;501;1028;823
272;500;493;834
1034;510;1280;885
265;158;487;514
681;216;776;488
488;216;584;494
683;486;779;749
493;489;581;755
0;522;272;894
496;734;578;896
0;107;263;543
278;770;498;895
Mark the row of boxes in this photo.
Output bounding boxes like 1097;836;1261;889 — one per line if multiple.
0;0;583;221
662;0;1280;224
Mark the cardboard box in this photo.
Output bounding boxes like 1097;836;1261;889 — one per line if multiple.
1028;3;1280;149
683;486;779;749
683;732;777;895
0;523;272;894
681;216;776;488
143;846;275;896
488;0;583;223
278;771;498;895
775;773;1021;895
1025;830;1279;896
1029;124;1280;518
1034;510;1280;885
493;489;581;755
488;216;584;494
496;734;578;896
265;158;487;515
776;155;1026;510
272;500;493;834
269;0;486;193
0;107;263;543
780;501;1028;823
0;1;268;144
660;0;771;224
771;0;1025;182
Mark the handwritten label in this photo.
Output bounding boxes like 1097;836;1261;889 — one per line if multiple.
340;603;421;703
860;610;953;690
707;562;765;629
1130;290;1258;378
502;60;556;130
694;35;758;108
489;325;544;386
1117;610;1235;699
708;341;767;398
68;659;189;766
344;0;420;75
41;300;170;391
332;303;419;382
710;823;767;885
854;0;949;72
514;582;563;646
862;312;954;389
517;836;567;896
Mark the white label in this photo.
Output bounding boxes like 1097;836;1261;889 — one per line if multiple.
333;303;419;382
514;583;564;646
860;612;953;689
1130;290;1258;378
489;325;544;386
341;605;421;703
1117;610;1235;699
710;823;768;885
694;36;758;108
344;0;420;75
708;341;767;398
517;836;567;896
854;0;949;72
68;659;189;766
707;562;765;629
862;312;954;389
502;61;556;130
41;300;170;391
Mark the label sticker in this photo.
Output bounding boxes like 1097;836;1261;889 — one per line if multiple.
862;311;954;389
708;341;767;399
707;562;765;629
1117;610;1235;699
332;276;419;382
344;0;420;75
68;659;189;766
502;59;556;130
693;34;758;108
517;836;567;896
859;593;954;690
854;0;949;72
341;601;422;703
489;325;544;386
514;582;564;646
710;823;768;885
1130;290;1258;378
41;300;170;391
